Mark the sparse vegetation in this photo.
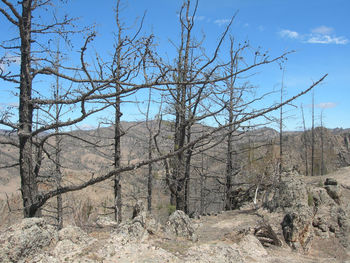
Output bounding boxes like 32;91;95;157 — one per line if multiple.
307;192;314;207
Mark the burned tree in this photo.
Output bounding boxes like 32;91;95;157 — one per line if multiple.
0;0;327;219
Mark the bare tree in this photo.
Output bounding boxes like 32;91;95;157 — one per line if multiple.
300;103;309;176
0;0;93;217
320;109;325;175
311;90;315;176
0;0;327;218
279;68;285;174
223;37;242;211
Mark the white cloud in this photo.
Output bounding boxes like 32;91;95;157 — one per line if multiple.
0;54;21;73
187;15;206;21
278;27;348;45
306;35;348;45
316;102;337;109
311;26;333;35
279;29;299;39
258;25;265;32
196;16;205;21
214;19;231;26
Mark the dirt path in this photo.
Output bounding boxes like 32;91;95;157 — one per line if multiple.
195;209;261;243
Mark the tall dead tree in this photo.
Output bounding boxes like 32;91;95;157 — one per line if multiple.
279;68;285;174
0;0;84;217
111;0;123;224
164;0;234;212
311;90;315;176
320;109;325;175
0;0;135;217
224;37;241;211
301;103;309;176
53;46;63;229
0;0;327;218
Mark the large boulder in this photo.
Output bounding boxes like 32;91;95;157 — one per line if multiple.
281;208;314;252
264;175;317;251
37;225;97;263
185;243;244;263
112;200;161;244
0;218;57;263
265;175;309;212
311;183;350;248
96;216;119;228
324;178;342;205
238;234;268;260
166;210;198;241
335;207;350;248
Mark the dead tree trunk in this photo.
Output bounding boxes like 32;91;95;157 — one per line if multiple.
18;0;41;218
54;48;63;229
311;91;315;176
225;38;238;211
279;68;285;174
301;104;309;176
320;110;325;175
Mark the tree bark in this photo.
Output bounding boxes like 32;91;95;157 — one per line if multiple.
19;0;41;218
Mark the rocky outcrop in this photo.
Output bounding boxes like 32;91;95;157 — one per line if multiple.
265;173;309;212
281;209;314;251
166;210;198;241
312;179;350;247
264;175;350;252
0;218;97;263
0;218;57;263
95;216;119;228
112;200;161;244
324;177;342;204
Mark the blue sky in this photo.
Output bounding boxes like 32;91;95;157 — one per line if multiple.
1;0;349;130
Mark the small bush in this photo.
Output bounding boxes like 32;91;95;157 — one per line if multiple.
307;192;314;206
167;204;176;215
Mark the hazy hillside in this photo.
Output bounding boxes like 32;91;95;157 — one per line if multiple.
1;122;349;218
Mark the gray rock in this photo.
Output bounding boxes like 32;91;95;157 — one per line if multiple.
336;208;350;248
96;216;119;228
265;176;308;212
281;208;314;252
166;210;198;241
112;200;161;244
325;184;342;204
185;243;244;263
325;178;338;186
0;218;57;263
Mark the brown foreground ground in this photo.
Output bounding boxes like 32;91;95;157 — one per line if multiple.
0;167;350;262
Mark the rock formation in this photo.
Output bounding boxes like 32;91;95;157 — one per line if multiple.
165;210;198;242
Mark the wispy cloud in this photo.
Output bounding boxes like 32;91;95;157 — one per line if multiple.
0;54;21;73
316;102;337;109
0;102;18;108
311;25;333;35
258;25;265;32
196;15;206;21
186;15;206;21
306;35;348;45
279;29;299;39
278;26;348;45
214;19;231;26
